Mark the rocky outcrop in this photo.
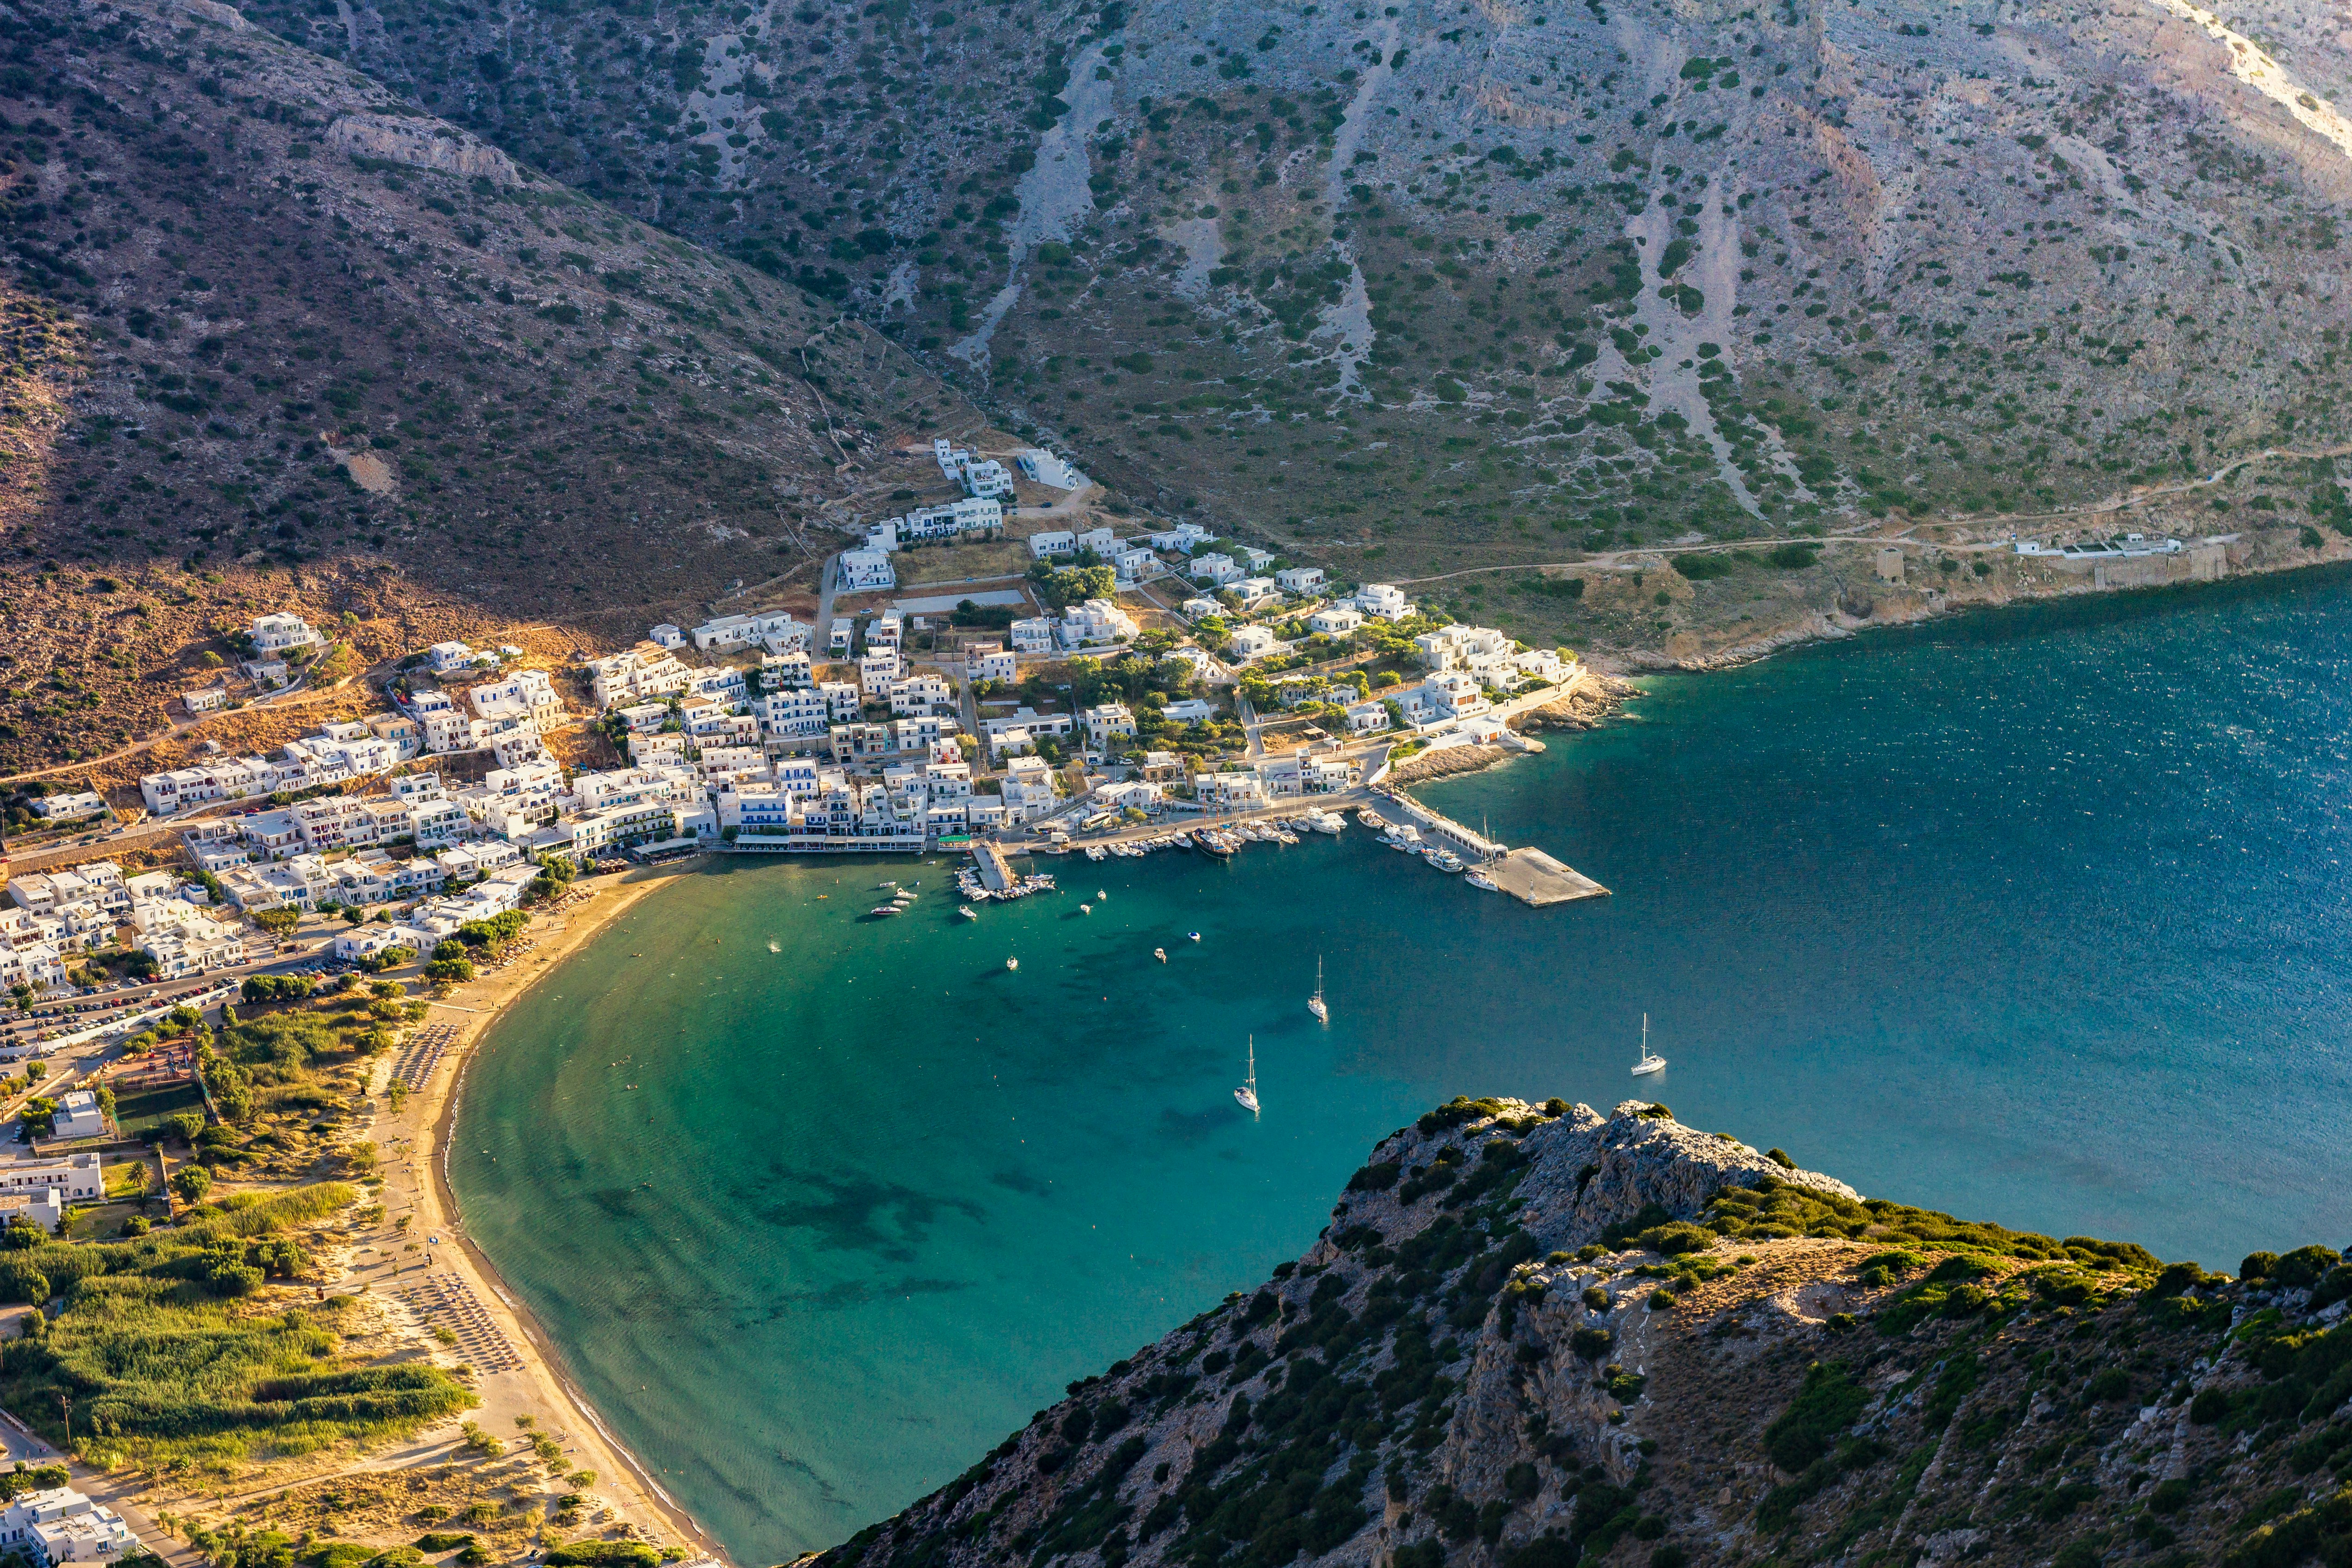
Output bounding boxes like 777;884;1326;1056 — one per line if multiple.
816;1098;2350;1568
323;113;524;187
1510;678;1636;735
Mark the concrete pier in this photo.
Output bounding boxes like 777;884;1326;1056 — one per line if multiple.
1486;848;1609;906
1359;793;1607;907
972;843;1018;893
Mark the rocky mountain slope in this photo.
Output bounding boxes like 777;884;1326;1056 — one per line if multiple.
0;0;979;635
813;1098;2352;1568
289;0;2352;598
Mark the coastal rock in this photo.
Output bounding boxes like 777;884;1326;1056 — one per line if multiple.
817;1099;2341;1568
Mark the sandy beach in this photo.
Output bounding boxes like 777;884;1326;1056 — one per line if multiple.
356;862;726;1559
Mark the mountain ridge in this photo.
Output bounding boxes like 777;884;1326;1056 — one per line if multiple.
811;1096;2352;1568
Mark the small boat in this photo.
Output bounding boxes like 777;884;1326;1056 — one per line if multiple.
1308;956;1328;1025
1097;890;1107;900
1357;809;1382;829
1429;850;1465;873
1234;1036;1260;1115
1080;903;1092;914
1188;931;1201;943
1465;868;1499;892
1085;846;1107;862
1313;813;1344;835
959;906;979;920
1006;957;1020;971
1632;1012;1667;1076
878;881;898;889
870;905;901;917
1154;948;1167;962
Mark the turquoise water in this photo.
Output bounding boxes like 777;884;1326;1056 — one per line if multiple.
454;570;2352;1564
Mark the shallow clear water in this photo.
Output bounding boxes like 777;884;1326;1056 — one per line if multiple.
454;569;2352;1563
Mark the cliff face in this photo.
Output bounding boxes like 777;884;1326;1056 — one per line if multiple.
817;1098;2352;1568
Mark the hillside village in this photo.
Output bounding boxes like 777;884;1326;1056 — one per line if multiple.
0;473;1588;1007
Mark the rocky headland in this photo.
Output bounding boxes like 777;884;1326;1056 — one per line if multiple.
812;1099;2350;1568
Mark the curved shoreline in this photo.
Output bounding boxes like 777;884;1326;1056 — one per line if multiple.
430;1021;722;1558
383;862;732;1563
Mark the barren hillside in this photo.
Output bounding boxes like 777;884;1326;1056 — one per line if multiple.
0;0;983;634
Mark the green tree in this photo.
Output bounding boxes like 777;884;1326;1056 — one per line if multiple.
170;1165;213;1204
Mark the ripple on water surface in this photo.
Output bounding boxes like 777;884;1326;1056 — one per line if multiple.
456;569;2352;1563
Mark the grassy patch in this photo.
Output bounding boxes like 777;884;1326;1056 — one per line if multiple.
0;1183;472;1468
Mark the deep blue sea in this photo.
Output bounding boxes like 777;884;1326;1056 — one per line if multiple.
453;569;2352;1563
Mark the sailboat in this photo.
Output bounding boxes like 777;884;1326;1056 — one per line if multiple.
1307;957;1328;1024
1234;1037;1260;1114
1631;1012;1667;1076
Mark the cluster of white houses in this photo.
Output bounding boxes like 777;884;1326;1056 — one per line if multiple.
0;1485;143;1566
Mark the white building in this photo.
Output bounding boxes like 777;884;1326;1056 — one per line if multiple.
888;675;954;716
649;624;687;649
840;550;897;591
1352;583;1414;619
1228;626;1282;662
183;687;227;715
1009;617;1058;655
31;792;106;823
869;497;1003;550
1161;698;1217;726
0;1487;140;1566
1058;599;1138;649
1276;567;1326;594
1195;771;1267;808
964;643;1017;685
691;611;812;652
1415;624;1513;673
1028;531;1077;559
0;1154;103;1205
1149;524;1218;553
1191;553;1243;586
1112;547;1160;585
760;687;832;739
1081;703;1137;750
49;1091;107;1141
587;643;693;710
425;640;478;675
1016;449;1083;489
1345;699;1392;733
1308;606;1365;637
469;669;566;728
250;611;324;655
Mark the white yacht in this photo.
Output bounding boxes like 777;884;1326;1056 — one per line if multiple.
1234;1036;1260;1114
1631;1013;1667;1076
1308;957;1328;1024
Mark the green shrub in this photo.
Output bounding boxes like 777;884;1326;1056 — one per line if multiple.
2273;1245;2343;1289
543;1544;662;1568
414;1535;476;1554
2242;1251;2280;1280
1635;1223;1714;1257
1764;1362;1866;1473
2084;1367;2133;1402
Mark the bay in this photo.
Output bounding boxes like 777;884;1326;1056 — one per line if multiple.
452;568;2352;1564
